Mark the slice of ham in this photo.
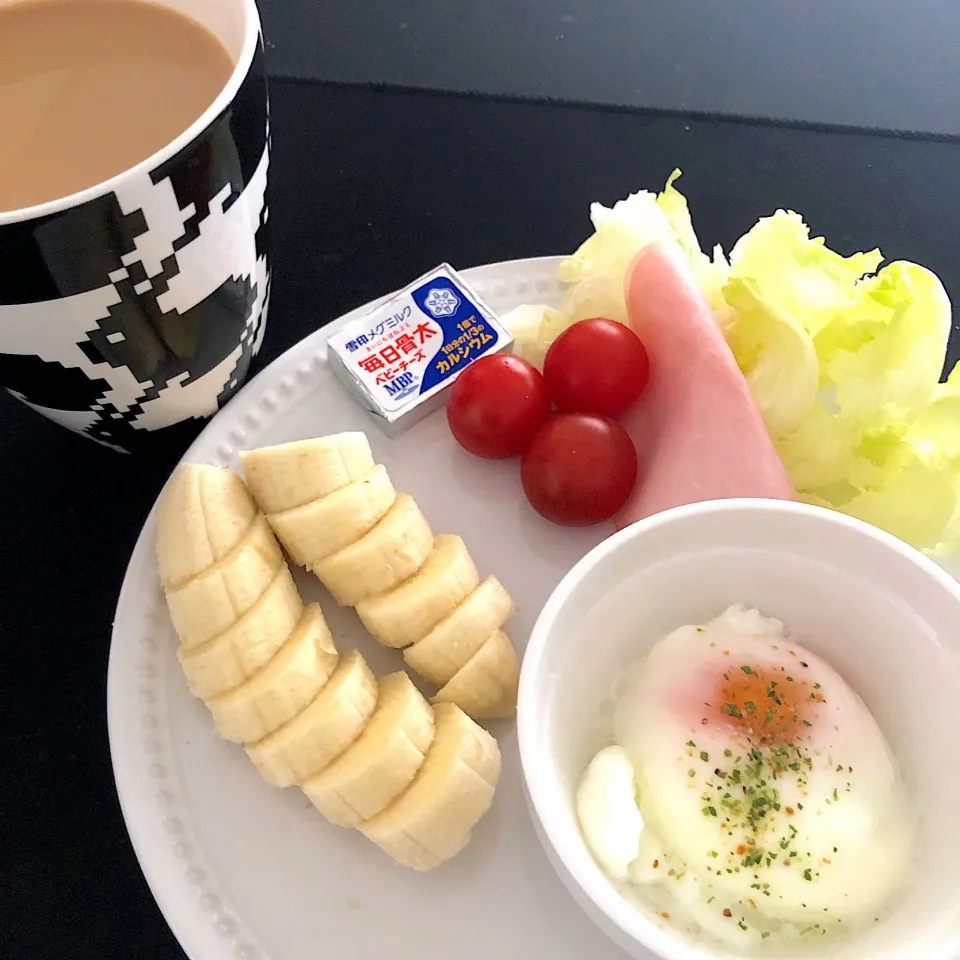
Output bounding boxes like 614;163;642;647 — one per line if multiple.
615;242;796;529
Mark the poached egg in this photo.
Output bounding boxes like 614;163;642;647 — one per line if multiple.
577;605;913;949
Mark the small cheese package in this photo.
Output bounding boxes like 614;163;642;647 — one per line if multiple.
326;264;513;436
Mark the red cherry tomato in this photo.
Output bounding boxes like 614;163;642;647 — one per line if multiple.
521;413;638;526
543;317;650;417
447;354;551;459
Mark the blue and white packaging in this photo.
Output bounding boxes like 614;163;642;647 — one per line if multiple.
327;264;513;436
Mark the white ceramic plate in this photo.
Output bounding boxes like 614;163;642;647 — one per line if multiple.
108;255;960;960
107;256;640;960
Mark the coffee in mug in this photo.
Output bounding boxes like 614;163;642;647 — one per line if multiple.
0;0;235;211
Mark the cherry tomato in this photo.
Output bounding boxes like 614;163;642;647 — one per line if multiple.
521;413;638;526
543;317;650;417
447;354;550;459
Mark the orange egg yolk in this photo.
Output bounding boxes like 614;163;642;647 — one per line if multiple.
708;660;823;746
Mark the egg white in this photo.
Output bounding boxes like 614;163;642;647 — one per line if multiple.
576;746;644;880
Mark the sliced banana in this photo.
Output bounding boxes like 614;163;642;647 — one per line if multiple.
268;465;397;566
355;535;479;649
206;604;339;743
178;565;303;699
157;436;511;873
312;494;433;606
434;629;519;719
403;577;516;687
359;703;501;871
165;516;284;648
240;433;375;514
302;672;435;827
246;651;378;788
156;463;257;589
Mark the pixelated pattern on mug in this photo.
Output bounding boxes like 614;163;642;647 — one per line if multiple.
0;39;270;452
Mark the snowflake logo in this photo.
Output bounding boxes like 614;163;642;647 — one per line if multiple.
423;286;461;318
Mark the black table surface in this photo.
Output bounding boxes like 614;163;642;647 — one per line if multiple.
5;79;960;960
256;0;960;136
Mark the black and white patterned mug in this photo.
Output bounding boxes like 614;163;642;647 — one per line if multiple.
0;0;269;452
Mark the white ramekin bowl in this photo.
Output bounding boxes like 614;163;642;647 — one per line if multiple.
518;499;960;960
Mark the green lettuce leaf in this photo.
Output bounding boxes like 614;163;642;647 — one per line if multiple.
497;304;561;370
721;277;819;438
505;170;728;366
727;210;882;338
557;188;672;287
656;170;730;313
722;209;958;554
839;449;958;553
557;169;728;326
817;262;951;421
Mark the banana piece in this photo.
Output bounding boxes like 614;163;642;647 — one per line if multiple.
240;433;375;514
434;630;519;719
268;465;396;566
355;535;479;649
302;672;435;827
312;494;433;606
178;565;303;699
206;604;339;743
246;651;378;787
165;516;284;648
359;703;501;871
156;463;257;589
403;577;516;687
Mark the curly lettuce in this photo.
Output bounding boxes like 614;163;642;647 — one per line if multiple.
501;171;727;356
497;172;959;555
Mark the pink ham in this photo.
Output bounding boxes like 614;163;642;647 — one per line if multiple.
615;242;796;529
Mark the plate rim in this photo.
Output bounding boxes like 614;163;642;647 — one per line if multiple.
105;255;567;960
